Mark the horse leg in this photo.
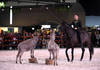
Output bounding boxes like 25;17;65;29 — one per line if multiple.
71;48;74;62
52;51;55;60
80;47;85;61
89;46;94;61
53;51;56;66
51;51;56;65
16;51;20;63
65;48;70;62
49;51;52;59
89;48;92;61
55;50;58;65
19;52;24;64
31;49;34;58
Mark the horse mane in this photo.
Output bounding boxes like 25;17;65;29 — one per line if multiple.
61;21;73;41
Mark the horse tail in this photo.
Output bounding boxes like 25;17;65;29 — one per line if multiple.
87;32;94;55
90;38;94;55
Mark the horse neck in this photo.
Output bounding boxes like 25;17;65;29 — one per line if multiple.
67;27;74;35
64;25;74;40
50;38;55;41
50;32;55;41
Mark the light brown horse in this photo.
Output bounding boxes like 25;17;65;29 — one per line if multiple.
48;30;59;65
16;32;39;64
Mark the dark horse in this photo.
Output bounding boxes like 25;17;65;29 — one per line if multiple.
59;21;94;62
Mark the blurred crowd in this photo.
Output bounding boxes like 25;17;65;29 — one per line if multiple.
90;30;100;47
0;29;100;50
0;29;62;50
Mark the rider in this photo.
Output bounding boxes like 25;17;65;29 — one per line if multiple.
71;14;82;44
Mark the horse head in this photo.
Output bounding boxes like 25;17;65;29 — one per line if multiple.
58;21;70;33
58;21;73;41
32;32;40;42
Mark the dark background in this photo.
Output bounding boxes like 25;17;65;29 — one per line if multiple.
0;0;100;16
79;0;100;16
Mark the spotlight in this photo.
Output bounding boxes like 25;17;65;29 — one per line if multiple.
32;28;35;30
29;8;32;11
1;8;4;11
10;6;13;9
46;7;48;10
67;5;70;8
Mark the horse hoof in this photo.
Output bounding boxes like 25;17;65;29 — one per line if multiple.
89;58;92;61
20;62;22;64
67;59;70;62
16;61;17;63
31;56;34;58
49;57;51;60
71;60;73;62
56;63;58;66
54;63;57;66
80;59;82;61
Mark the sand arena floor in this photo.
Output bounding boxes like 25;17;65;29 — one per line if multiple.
0;48;100;70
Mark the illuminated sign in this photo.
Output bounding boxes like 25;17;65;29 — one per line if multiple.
41;25;51;29
0;2;5;8
0;27;8;31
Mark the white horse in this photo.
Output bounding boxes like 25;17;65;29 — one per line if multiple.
16;32;39;64
48;30;59;65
